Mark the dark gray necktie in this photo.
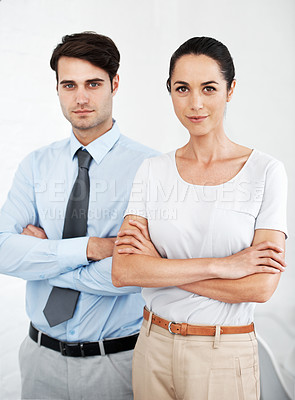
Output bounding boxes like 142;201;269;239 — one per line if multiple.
43;149;93;327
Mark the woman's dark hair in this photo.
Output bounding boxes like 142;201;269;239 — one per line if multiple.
167;37;235;92
50;31;120;87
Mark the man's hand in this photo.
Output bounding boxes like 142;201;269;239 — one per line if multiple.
87;237;116;261
115;219;161;257
21;224;48;239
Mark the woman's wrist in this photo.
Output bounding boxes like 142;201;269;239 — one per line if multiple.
198;258;221;280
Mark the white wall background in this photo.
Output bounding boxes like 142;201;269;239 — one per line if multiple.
0;0;294;399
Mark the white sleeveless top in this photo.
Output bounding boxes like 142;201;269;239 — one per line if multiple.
125;149;288;325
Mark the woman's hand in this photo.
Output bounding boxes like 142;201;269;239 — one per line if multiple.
115;219;161;257
216;241;286;279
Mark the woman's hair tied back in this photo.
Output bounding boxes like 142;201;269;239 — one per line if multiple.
167;36;235;92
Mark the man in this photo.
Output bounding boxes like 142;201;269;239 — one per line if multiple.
0;32;157;400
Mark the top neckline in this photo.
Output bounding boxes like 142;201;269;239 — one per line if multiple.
170;148;256;188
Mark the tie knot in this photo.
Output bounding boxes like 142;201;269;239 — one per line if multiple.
76;149;92;170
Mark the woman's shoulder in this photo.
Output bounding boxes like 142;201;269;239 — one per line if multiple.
141;151;176;168
243;149;286;182
134;151;177;183
251;149;285;170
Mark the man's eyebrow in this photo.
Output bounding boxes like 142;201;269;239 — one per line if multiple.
59;78;105;85
86;78;105;83
59;80;75;85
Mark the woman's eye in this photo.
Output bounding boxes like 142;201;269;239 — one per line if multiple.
204;86;216;93
176;86;188;93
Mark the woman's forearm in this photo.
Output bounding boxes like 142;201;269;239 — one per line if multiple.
112;253;217;287
178;230;286;303
112;245;284;288
178;273;281;303
112;218;285;288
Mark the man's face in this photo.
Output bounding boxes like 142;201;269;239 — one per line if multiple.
57;56;119;143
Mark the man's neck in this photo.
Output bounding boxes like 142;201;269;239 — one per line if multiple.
73;119;113;146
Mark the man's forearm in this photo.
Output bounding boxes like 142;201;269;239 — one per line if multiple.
178;272;281;303
48;256;142;296
0;232;89;280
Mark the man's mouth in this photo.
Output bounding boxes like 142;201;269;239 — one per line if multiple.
73;110;94;114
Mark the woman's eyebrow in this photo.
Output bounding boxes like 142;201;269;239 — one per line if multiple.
201;80;219;85
173;80;189;86
173;80;219;86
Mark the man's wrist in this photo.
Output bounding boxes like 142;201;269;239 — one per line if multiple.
87;237;96;260
87;237;117;261
57;236;90;269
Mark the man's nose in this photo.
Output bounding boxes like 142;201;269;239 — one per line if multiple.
76;88;89;105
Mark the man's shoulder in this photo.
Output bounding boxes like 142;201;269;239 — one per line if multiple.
21;138;70;164
116;134;159;158
17;138;70;175
32;137;70;156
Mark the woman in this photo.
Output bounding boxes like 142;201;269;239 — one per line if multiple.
112;37;288;400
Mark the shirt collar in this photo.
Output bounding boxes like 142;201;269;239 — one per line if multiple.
70;119;121;165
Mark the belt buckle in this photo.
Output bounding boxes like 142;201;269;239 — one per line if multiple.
168;321;177;335
98;340;106;356
59;342;85;357
80;343;85;357
59;342;67;356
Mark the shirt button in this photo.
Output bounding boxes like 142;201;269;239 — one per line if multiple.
70;330;75;335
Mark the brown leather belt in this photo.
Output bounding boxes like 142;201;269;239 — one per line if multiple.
143;307;254;336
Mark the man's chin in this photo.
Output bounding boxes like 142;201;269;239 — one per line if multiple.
71;122;97;131
72;125;92;131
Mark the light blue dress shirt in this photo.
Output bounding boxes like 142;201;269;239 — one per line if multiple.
0;121;158;342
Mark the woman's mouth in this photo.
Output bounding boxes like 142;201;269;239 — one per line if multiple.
186;115;208;123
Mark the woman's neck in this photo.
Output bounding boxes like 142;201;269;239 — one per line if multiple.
181;129;235;164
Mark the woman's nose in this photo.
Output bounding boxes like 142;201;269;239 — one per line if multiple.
190;92;203;111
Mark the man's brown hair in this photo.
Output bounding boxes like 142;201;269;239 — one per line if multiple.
50;31;120;87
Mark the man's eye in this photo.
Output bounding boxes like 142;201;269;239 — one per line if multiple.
64;84;74;89
89;83;99;88
176;86;188;93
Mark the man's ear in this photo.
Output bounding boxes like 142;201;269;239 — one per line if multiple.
112;74;119;96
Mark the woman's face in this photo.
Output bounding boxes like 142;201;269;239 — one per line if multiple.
170;54;235;138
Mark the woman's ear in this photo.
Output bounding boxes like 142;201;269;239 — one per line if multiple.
227;79;236;102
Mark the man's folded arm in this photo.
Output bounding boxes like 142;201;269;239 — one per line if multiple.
20;225;138;295
48;257;142;296
0;155;89;281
